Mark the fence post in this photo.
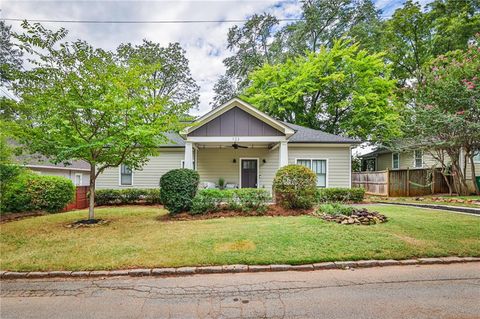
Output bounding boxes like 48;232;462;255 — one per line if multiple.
406;167;410;197
386;169;390;197
431;169;435;194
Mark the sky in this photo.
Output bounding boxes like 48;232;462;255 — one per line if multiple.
1;0;433;116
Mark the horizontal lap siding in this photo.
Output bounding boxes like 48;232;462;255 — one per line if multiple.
377;154;391;170
95;150;184;189
29;168;90;186
288;146;351;188
197;148;279;192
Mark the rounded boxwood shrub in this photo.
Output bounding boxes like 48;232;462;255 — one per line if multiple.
273;164;317;209
2;171;75;213
160;169;199;214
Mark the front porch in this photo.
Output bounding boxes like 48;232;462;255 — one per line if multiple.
184;139;288;192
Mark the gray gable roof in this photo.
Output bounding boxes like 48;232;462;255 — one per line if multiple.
283;122;360;144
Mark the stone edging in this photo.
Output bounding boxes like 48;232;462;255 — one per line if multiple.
373;201;480;215
1;257;479;280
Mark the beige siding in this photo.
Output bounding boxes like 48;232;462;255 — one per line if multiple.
29;167;90;186
376;151;440;170
376;153;391;170
96;149;184;189
288;146;351;188
196;147;279;192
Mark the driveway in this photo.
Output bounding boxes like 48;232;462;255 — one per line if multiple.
1;263;479;319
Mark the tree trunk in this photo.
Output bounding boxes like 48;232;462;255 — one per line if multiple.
89;165;96;220
469;154;480;195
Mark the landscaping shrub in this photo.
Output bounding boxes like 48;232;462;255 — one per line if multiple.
1;171;75;213
316;187;365;203
160;169;199;214
317;203;355;216
235;188;270;213
94;188;161;206
273;164;317;209
191;188;270;214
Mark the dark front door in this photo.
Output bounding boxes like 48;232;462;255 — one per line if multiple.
241;159;258;188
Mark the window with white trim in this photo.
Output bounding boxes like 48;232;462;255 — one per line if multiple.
120;164;132;185
414;150;423;168
297;159;327;188
74;173;82;186
181;160;196;170
392;153;400;169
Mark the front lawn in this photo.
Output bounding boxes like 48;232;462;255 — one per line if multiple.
1;205;479;271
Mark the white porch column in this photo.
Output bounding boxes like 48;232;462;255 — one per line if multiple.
184;142;194;169
279;141;288;167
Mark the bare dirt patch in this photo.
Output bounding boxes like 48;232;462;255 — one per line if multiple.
392;233;430;247
0;212;47;223
214;240;256;252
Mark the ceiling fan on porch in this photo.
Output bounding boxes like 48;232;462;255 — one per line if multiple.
230;143;248;149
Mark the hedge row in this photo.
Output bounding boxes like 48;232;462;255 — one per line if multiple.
191;188;271;214
94;188;161;206
316;187;365;203
1;171;75;213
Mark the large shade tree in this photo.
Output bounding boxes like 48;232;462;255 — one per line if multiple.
11;22;198;220
243;40;400;143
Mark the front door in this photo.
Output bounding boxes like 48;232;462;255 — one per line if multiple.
241;159;258;188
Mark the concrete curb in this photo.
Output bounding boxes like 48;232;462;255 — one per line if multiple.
1;257;479;280
373;201;480;215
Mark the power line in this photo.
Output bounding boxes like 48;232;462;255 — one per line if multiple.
2;17;305;24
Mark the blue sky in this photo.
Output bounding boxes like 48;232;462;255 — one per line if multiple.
2;0;433;114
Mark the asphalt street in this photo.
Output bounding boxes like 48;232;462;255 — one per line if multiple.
1;263;479;319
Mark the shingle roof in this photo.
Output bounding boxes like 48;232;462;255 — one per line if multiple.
161;132;185;147
283;122;361;144
15;154;91;171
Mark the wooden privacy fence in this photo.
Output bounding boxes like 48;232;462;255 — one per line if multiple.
352;168;452;197
64;186;89;211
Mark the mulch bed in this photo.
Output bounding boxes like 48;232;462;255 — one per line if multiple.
157;204;314;221
0;211;47;223
66;219;110;228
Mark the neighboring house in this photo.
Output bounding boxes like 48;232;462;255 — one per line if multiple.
359;147;480;190
15;154;90;186
96;98;360;192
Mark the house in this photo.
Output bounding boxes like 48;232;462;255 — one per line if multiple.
96;98;360;192
14;154;90;186
359;147;480;191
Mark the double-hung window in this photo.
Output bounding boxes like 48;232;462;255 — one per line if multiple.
296;159;327;188
74;173;82;186
120;164;133;186
414;150;423;168
392;153;400;170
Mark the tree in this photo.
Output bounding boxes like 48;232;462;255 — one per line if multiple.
0;21;23;86
243;40;400;143
117;40;199;108
210;75;238;108
404;42;480;195
11;22;196;220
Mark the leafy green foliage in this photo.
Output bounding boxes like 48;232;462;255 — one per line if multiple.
316;187;365;203
273;165;317;209
0;21;23;86
244;40;400;142
191;188;270;214
317;203;355;216
2;171;75;213
404;42;480;195
160;169;200;214
94;189;161;206
10;22;196;220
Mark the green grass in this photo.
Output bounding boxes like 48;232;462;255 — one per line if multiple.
373;195;480;208
1;205;479;271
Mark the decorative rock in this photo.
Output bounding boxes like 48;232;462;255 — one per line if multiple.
176;267;196;275
128;269;151;276
377;260;400;266
222;264;248;273
196;266;223;273
152;268;176;276
270;264;292;271
248;265;271;272
313;262;336;270
48;271;72;277
71;271;90;277
418;258;443;264
320;208;387;225
3;272;27;279
26;272;48;278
